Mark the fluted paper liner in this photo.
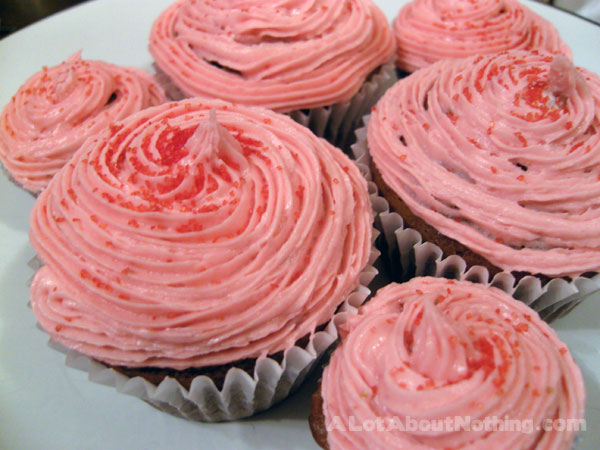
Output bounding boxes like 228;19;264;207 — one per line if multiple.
352;119;600;323
290;61;397;151
33;234;379;422
155;62;397;152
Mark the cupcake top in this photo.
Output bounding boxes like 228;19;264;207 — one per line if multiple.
393;0;571;72
321;277;585;450
29;98;372;370
149;0;395;112
369;50;600;278
0;52;167;194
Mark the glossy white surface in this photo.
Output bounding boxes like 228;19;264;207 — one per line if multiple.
0;1;598;449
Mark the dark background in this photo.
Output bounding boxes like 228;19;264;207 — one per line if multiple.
1;0;89;38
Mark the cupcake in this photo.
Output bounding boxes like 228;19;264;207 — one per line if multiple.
149;0;396;149
0;52;167;195
310;277;585;449
362;50;600;300
393;0;571;74
28;98;375;421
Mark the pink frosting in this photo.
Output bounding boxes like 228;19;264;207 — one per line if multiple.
393;0;571;72
149;0;395;112
369;50;600;278
321;277;585;450
29;99;372;369
0;53;167;194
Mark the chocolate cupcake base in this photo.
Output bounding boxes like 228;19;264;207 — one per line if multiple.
309;383;329;450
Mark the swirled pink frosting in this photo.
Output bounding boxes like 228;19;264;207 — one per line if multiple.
393;0;571;73
29;98;372;369
369;50;600;277
149;0;395;112
0;53;167;194
321;277;585;450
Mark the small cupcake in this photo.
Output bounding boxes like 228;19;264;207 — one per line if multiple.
149;0;396;149
0;52;167;195
310;277;585;449
29;98;375;421
393;0;571;74
362;50;600;303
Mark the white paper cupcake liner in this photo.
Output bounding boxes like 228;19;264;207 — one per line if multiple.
290;62;397;151
31;229;380;422
351;121;600;322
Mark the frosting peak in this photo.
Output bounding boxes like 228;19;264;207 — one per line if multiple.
185;109;245;166
407;298;468;383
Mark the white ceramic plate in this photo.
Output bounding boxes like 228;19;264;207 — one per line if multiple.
1;1;599;448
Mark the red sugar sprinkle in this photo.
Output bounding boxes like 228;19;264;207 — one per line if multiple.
517;175;525;182
569;142;584;154
463;87;472;102
414;309;424;326
468;138;482;149
446;112;458;125
514;132;528;147
515;322;529;333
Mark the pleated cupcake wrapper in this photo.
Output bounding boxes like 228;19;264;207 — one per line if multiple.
289;61;397;151
30;230;380;422
153;61;397;152
352;120;600;323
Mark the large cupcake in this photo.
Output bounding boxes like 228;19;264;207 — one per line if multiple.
310;277;585;449
29;98;375;421
364;50;600;287
0;52;167;194
149;0;396;149
393;0;571;73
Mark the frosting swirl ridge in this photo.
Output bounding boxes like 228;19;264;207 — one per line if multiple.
321;278;585;450
29;99;372;369
393;0;570;72
0;53;167;193
369;50;600;277
149;0;395;111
